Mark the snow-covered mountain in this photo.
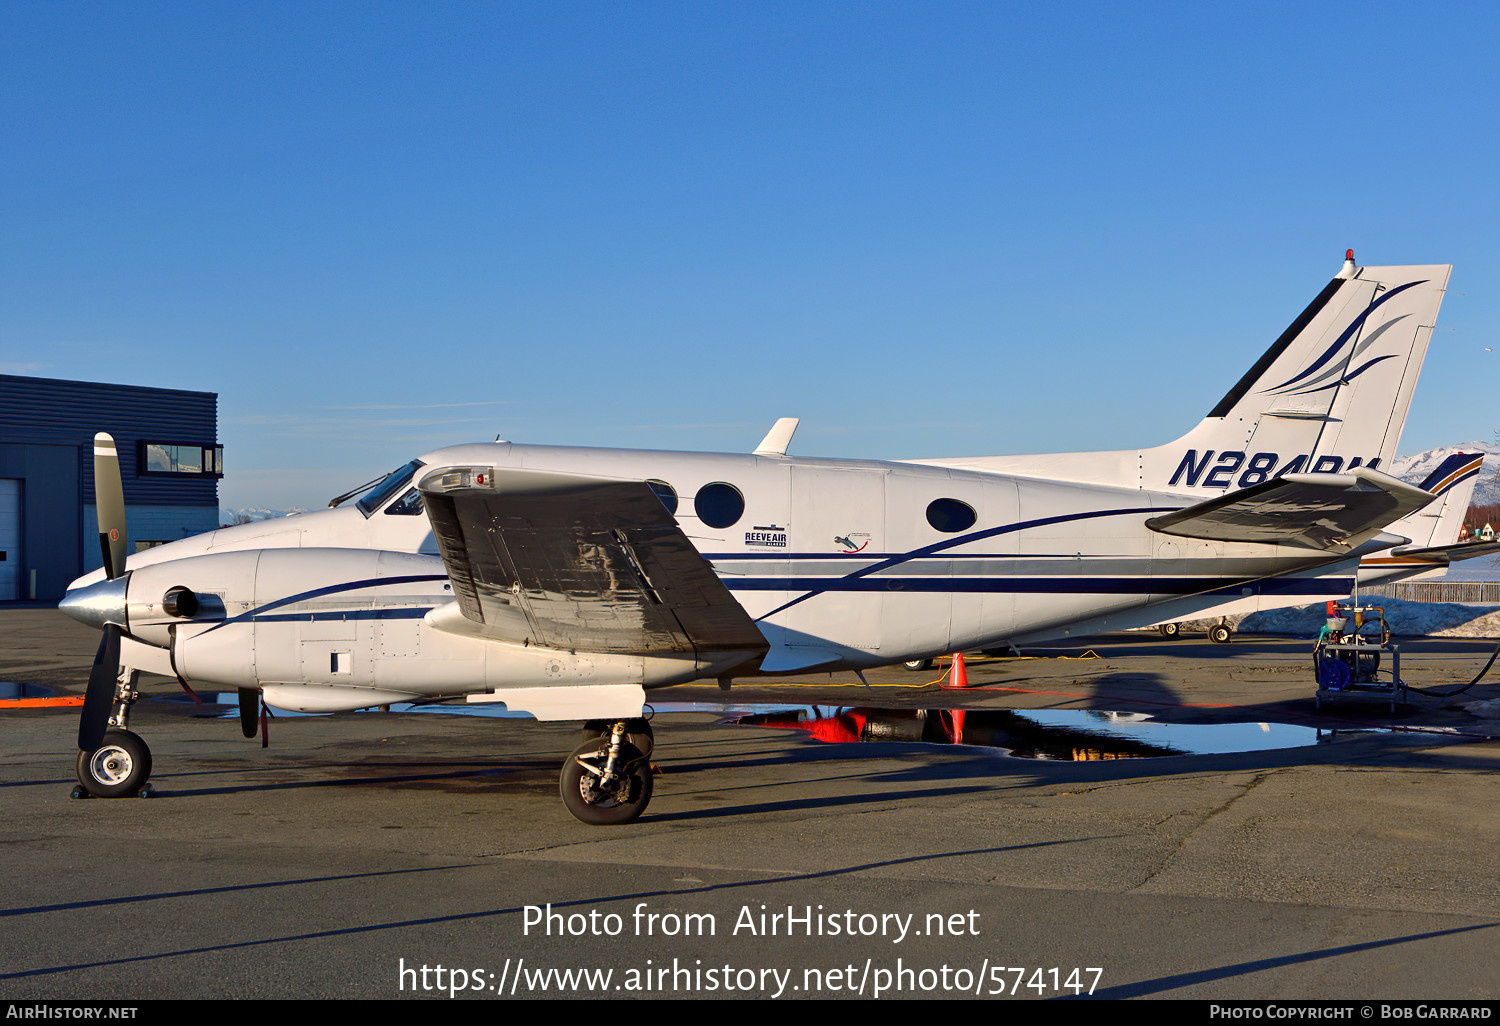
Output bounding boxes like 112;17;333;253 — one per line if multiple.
220;507;308;526
1389;441;1500;582
1389;440;1500;506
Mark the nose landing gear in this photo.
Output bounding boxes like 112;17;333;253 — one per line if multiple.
74;668;154;799
76;729;152;798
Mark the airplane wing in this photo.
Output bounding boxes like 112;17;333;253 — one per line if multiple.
1146;468;1435;552
417;466;769;659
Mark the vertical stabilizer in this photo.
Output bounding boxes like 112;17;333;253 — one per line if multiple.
1143;258;1450;493
1397;452;1487;549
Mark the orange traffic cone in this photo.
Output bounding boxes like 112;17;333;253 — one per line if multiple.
946;651;969;689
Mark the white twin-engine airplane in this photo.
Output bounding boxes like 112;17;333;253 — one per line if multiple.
61;253;1487;824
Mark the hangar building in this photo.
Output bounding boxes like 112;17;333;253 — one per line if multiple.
0;374;221;602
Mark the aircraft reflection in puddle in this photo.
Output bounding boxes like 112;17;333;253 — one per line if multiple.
729;706;1347;761
176;693;1365;761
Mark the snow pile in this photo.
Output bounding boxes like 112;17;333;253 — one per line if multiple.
1463;699;1500;719
1238;598;1500;639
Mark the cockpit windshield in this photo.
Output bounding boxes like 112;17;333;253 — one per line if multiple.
349;460;425;518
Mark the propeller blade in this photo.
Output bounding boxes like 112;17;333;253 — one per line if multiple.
238;688;259;739
94;433;127;580
78;624;121;752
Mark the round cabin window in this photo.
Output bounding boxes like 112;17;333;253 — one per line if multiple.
647;479;678;515
926;498;976;533
694;482;745;529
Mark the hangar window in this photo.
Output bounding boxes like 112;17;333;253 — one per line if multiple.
926;498;976;533
694;482;744;529
647;479;678;515
139;442;224;477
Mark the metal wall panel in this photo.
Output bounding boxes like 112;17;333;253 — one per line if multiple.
0;375;220;600
0;479;19;600
0;374;218;507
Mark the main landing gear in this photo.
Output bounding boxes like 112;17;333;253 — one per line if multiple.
74;669;155;799
561;719;655;825
1156;619;1235;644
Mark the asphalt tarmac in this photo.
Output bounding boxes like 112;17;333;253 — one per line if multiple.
3;609;1499;1001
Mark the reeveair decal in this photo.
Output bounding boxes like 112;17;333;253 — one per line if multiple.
1167;450;1381;490
745;525;788;548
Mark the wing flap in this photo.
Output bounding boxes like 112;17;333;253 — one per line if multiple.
1147;468;1434;551
419;466;768;658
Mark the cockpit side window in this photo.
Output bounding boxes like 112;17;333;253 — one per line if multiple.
355;460;425;517
383;487;425;516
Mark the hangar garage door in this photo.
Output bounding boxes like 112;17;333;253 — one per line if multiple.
0;480;18;601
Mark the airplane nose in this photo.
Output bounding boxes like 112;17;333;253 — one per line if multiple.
59;575;129;632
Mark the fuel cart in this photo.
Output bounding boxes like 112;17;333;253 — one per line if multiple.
1313;600;1407;712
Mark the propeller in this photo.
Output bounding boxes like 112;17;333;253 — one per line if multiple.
77;433;128;753
78;623;122;752
94;433;127;581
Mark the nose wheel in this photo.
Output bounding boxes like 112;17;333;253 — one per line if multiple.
76;729;153;798
560;722;653;825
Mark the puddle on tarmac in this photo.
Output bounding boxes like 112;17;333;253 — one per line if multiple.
0;682;56;700
171;693;1371;760
726;706;1375;760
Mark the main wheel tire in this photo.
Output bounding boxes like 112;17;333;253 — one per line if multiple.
902;658;934;672
560;737;652;826
1158;623;1181;639
1208;623;1233;644
76;729;152;798
579;718;654;761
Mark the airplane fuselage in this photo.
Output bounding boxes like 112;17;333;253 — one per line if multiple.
76;441;1377;710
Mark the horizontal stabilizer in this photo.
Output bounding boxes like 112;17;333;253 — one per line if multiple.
1386;540;1500;565
418;466;769;659
1146;468;1434;551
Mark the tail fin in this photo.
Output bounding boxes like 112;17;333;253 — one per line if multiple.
914;254;1452;492
1359;452;1488;578
1145;257;1451;492
1392;452;1486;549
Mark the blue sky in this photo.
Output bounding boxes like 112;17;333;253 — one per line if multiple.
4;2;1498;509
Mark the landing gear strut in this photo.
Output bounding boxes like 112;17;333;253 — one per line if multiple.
560;720;653;825
580;717;654;761
75;669;154;798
